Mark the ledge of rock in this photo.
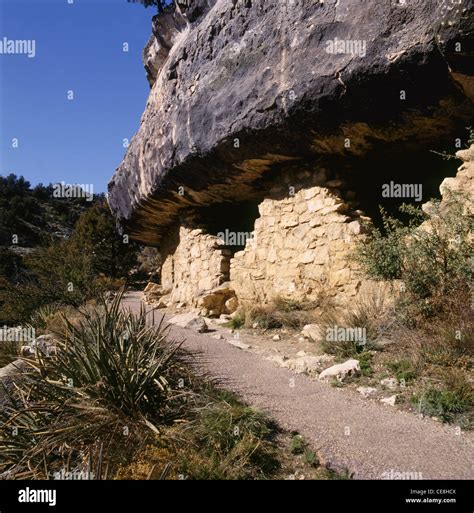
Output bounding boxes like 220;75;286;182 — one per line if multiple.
108;0;474;246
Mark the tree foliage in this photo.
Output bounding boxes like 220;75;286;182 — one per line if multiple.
127;0;172;12
0;201;139;324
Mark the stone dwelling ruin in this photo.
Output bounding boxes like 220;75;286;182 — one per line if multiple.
108;0;474;314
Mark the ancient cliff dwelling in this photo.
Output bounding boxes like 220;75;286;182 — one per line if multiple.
108;0;473;314
1;0;473;499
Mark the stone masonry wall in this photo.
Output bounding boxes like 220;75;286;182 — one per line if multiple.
230;185;367;304
160;224;231;306
154;147;474;310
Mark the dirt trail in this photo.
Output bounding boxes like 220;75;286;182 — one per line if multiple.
123;292;473;480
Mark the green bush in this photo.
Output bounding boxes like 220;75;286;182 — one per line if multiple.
355;197;473;314
358;351;373;377
0;201;139;324
290;434;306;455
413;385;473;426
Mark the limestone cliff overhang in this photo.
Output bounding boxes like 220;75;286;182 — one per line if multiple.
108;0;474;246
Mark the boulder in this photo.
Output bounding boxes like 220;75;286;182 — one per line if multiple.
0;359;30;408
144;282;161;294
144;282;165;303
21;334;57;358
286;355;335;376
319;359;360;381
196;283;237;317
185;317;209;333
224;296;239;314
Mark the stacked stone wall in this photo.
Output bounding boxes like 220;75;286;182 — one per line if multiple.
160;224;231;305
230;185;367;304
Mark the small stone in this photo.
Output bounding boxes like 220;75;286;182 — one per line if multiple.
380;395;397;406
272;334;281;341
228;340;251;350
212;333;224;340
266;355;289;366
356;386;377;398
252;322;259;329
20;345;34;357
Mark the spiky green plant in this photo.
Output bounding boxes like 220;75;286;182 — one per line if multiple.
0;289;191;478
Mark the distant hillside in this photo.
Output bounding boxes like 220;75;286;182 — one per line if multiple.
0;174;103;251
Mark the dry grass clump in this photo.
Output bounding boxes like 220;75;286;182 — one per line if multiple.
319;285;396;357
231;290;334;330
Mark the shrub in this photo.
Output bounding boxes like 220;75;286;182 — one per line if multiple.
358;351;373;377
46;290;188;420
228;312;245;330
320;287;393;358
355;197;473;315
0;290;189;478
0;202;138;324
290;434;305;455
234;295;322;330
412;374;473;427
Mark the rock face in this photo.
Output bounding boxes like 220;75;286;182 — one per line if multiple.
426;145;474;216
108;0;473;307
109;0;473;245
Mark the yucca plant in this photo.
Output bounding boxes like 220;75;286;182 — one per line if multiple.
29;303;62;331
44;290;189;421
0;289;192;478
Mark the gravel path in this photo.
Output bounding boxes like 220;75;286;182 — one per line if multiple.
127;293;474;479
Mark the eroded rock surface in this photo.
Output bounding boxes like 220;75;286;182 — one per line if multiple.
109;0;474;246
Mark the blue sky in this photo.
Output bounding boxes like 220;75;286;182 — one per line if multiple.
0;0;156;192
